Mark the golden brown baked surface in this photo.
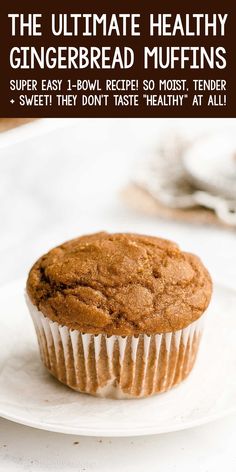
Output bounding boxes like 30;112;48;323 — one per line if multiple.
26;232;212;335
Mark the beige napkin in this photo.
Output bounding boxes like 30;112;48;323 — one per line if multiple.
123;132;236;229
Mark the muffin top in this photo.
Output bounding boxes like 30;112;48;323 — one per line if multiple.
26;232;212;335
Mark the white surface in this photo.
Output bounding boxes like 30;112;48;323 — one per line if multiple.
2;281;231;435
0;415;236;472
0;118;236;292
0;118;236;469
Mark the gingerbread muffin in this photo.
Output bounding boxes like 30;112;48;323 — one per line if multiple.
26;232;212;398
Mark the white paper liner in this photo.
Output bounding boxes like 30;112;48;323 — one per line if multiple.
26;297;204;399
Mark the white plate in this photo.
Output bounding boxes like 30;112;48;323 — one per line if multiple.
0;280;235;437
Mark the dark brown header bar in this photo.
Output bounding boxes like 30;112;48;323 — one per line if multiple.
0;0;235;117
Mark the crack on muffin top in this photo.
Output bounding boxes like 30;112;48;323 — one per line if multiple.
26;232;212;335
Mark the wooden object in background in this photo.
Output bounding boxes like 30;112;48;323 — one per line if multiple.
122;184;234;229
0;118;35;132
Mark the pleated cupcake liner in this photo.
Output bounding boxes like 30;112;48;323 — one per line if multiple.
26;297;204;399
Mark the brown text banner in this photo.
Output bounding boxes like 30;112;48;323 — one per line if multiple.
0;0;235;118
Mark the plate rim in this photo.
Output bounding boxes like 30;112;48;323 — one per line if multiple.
0;404;236;437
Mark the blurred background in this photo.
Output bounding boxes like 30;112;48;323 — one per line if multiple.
0;117;235;289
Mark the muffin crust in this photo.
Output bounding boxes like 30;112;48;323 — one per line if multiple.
26;232;212;335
